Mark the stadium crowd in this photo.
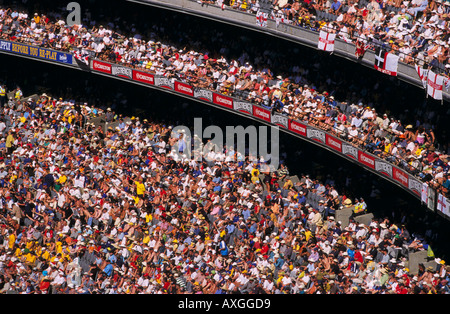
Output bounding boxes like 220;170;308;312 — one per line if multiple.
0;4;447;197
204;0;450;72
0;91;447;294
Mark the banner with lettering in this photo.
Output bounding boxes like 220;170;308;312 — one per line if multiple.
288;119;307;137
392;167;409;188
174;81;194;97
233;100;253;115
306;127;326;144
358;150;375;169
133;70;155;85
92;59;112;74
271;113;289;129
253;105;271;122
325;134;342;153
213;93;233;109
0;40;72;64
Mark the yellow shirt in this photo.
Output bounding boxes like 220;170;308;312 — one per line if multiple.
145;213;152;223
14;247;22;257
304;230;312;241
6;134;14;148
55;241;63;254
25;253;37;264
8;234;15;249
135;181;145;196
41;251;50;260
57;175;67;184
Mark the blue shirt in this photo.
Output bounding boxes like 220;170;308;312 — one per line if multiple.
331;0;341;10
103;263;113;276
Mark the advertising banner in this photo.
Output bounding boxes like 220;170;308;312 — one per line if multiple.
132;70;155;85
111;64;132;79
252;105;271;122
408;176;422;197
213;93;234;109
174;81;194;97
288;119;307;137
342;143;358;159
271;113;289;129
358;150;376;169
392;167;409;188
92;59;112;74
0;40;73;64
325;134;342;153
155;76;174;89
306;127;326;144
375;160;393;177
233;100;253;115
194;87;213;102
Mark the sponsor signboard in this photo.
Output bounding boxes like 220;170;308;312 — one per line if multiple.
408;176;422;197
132;70;155;85
213;93;234;109
325;134;342;153
233;101;253;115
358;150;375;169
193;87;213;102
252;106;271;122
392;167;409;188
0;40;73;64
111;64;132;79
306;127;326;144
288;119;307;137
375;160;393;177
155;76;174;89
174;81;194;97
271;114;289;129
342;143;358;159
92;59;112;74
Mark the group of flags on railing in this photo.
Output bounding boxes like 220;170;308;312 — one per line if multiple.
415;64;450;101
314;29;449;101
253;18;449;100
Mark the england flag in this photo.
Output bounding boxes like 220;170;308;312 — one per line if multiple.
374;47;399;76
415;64;428;89
437;194;450;217
256;11;268;27
427;70;444;100
317;30;336;52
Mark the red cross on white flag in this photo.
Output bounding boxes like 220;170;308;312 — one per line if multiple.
427;70;444;100
318;30;336;52
256;11;268;27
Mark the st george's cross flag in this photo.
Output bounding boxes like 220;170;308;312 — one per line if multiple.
256;11;268;27
317;30;336;52
427;70;444;100
437;193;450;217
374;47;399;76
355;39;369;59
415;64;428;89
